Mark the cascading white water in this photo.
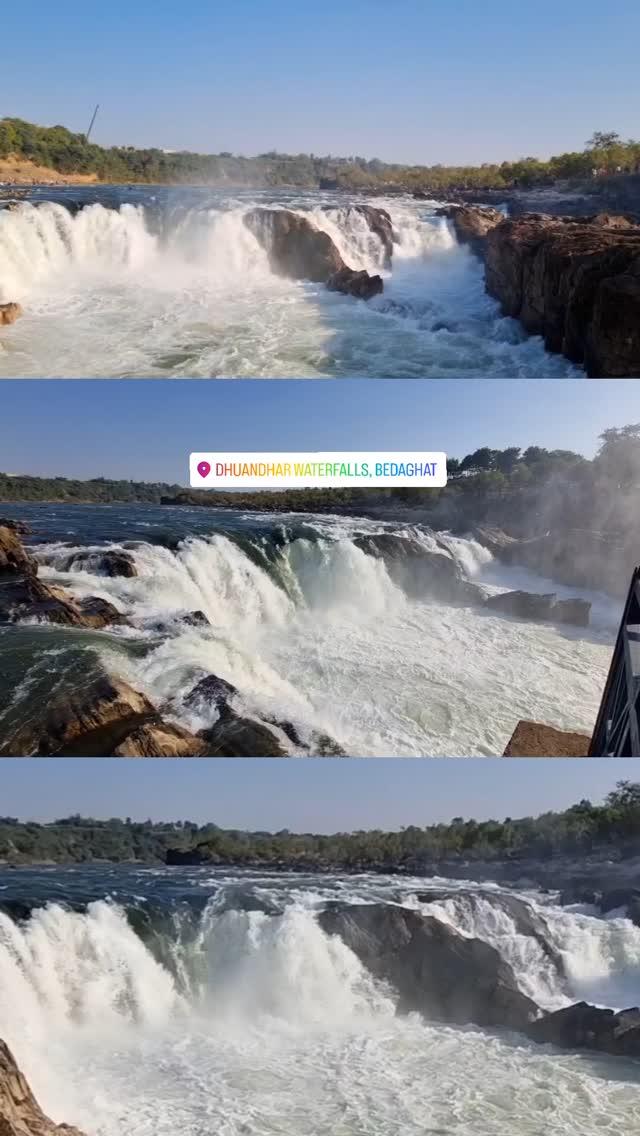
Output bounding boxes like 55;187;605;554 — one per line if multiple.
1;885;640;1136
0;192;582;377
33;521;615;755
0;202;157;301
416;889;640;1012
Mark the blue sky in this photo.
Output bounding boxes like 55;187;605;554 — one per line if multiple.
2;0;639;165
0;759;634;830
1;380;639;483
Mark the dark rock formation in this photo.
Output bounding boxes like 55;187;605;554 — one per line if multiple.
0;525;125;629
0;524;37;576
486;589;556;621
309;731;347;756
0;674;157;757
599;887;640;925
552;597;591;627
0;303;22;326
326;266;383;299
165;846;210;866
484;213;640;376
474;525;631;601
528;1001;640;1058
0;573;123;629
184;672;238;713
415;889;565;978
485;589;591;627
184;673;347;757
503;720;591;757
245;208;344;282
318;903;540;1032
178;609;210;627
73;595;126;629
353;532;481;605
0;519;31;536
112;721;208;757
354;204;396;266
0;1037;84;1136
201;706;288;757
61;548;137;577
436;204;503;256
244;208;383;299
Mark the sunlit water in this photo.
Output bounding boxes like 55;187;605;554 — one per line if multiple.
0;865;639;1136
0;187;581;378
0;503;615;755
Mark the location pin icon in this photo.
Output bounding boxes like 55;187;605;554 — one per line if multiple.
197;460;211;479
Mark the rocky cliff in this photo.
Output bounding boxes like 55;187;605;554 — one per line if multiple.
0;1039;83;1136
484;213;640;376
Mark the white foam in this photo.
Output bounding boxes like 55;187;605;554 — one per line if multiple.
35;522;614;754
1;891;639;1136
0;195;582;377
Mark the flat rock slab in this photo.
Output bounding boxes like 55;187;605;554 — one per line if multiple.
503;719;591;757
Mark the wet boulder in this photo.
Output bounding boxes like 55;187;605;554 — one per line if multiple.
552;597;591;627
0;524;37;576
415;889;566;978
318;903;540;1032
184;672;238;713
354;204;396;266
0;519;31;536
63;548;137;577
201;706;288;757
244;208;344;282
178;609;210;627
326;266;383;300
527;1001;640;1058
0;674;157;757
112;721;208;757
485;589;591;626
486;590;557;620
0;302;22;326
244;208;384;299
354;532;480;605
599;887;640;925
0;573;124;630
0;1037;85;1136
75;595;126;629
436;204;504;256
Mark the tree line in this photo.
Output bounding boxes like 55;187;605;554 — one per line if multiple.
0;781;638;867
2;117;639;190
2;426;638;541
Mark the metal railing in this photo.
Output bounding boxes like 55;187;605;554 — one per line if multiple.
590;566;640;756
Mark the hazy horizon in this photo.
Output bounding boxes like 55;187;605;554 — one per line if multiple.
0;760;635;832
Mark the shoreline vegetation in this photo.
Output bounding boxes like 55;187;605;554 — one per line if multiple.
1;118;639;193
0;423;635;509
0;780;638;867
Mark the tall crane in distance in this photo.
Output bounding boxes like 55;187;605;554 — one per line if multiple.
85;104;100;143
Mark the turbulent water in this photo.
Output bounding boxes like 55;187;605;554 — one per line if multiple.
0;503;616;756
0;186;581;378
0;864;639;1135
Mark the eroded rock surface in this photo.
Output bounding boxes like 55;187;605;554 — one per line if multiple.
0;302;23;326
484;213;640;376
244;207;383;298
0;1038;84;1136
318;903;540;1031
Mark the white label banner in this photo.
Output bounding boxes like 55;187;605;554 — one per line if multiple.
190;452;447;488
